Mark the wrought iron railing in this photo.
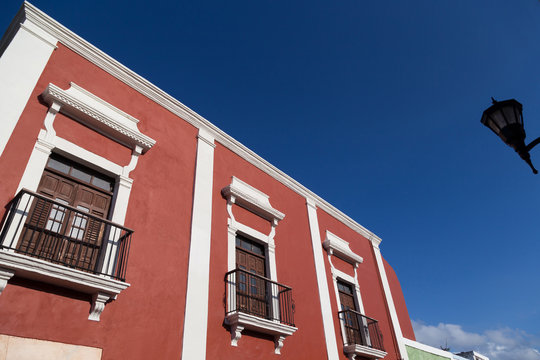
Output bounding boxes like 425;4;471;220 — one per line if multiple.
338;309;385;351
0;189;133;281
225;268;295;326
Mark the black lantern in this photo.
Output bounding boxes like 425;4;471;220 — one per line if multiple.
481;98;540;174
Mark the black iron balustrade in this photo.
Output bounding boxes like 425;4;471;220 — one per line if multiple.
338;309;385;351
0;189;133;281
225;268;295;326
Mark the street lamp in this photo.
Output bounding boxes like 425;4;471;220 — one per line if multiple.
481;98;540;174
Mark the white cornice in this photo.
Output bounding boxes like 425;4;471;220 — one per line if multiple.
18;1;383;246
41;82;156;152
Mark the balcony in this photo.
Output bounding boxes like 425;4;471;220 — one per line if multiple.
338;309;387;359
0;189;133;321
224;269;297;354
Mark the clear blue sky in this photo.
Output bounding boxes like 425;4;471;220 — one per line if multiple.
2;1;540;358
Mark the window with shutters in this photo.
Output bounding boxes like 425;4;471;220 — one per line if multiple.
0;153;134;321
222;177;296;354
323;230;386;358
0;82;155;321
337;280;368;347
16;154;114;274
235;235;269;319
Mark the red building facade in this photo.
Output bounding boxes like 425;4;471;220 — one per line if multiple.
0;3;415;360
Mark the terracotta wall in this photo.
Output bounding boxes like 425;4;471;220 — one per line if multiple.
206;143;329;358
317;208;403;360
384;258;416;341
0;35;415;360
0;44;198;359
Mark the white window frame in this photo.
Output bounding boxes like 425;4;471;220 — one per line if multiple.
0;82;155;321
222;176;297;354
323;230;387;360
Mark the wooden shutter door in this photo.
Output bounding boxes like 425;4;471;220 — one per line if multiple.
18;171;76;261
236;244;268;319
339;282;362;345
62;186;111;271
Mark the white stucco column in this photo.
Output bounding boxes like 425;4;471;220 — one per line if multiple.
306;198;340;360
0;19;58;157
181;128;216;360
371;239;409;360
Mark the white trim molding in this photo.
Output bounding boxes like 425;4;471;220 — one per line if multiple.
222;176;284;280
225;312;297;355
321;231;388;359
324;231;365;315
0;251;129;321
41;83;156;153
222;177;297;353
222;177;285;222
181;128;215;360
0;8;57;157
0;82;154;321
323;231;364;266
305;199;340;360
11;1;384;249
372;243;409;360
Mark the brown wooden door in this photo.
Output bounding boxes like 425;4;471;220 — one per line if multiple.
236;236;268;318
338;281;364;345
18;168;111;272
63;183;111;271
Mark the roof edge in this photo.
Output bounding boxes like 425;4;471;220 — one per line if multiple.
17;1;383;246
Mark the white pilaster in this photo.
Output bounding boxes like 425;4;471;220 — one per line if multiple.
181;128;215;360
0;19;57;157
371;241;409;360
16;136;54;193
306;199;340;360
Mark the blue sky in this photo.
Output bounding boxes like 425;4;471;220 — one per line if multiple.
2;1;540;358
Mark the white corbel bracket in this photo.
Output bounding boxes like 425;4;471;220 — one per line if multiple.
222;177;285;222
0;250;129;321
0;268;15;295
323;231;363;266
41;82;156;153
88;292;113;321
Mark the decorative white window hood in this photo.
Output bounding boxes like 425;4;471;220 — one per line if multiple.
222;176;285;222
41;82;156;153
323;231;363;266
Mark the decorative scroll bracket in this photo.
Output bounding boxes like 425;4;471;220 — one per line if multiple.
88;292;112;321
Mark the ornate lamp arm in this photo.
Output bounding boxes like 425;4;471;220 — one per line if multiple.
517;137;540;174
526;137;540;152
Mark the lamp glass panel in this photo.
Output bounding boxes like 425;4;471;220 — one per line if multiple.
502;106;521;126
489;110;507;132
